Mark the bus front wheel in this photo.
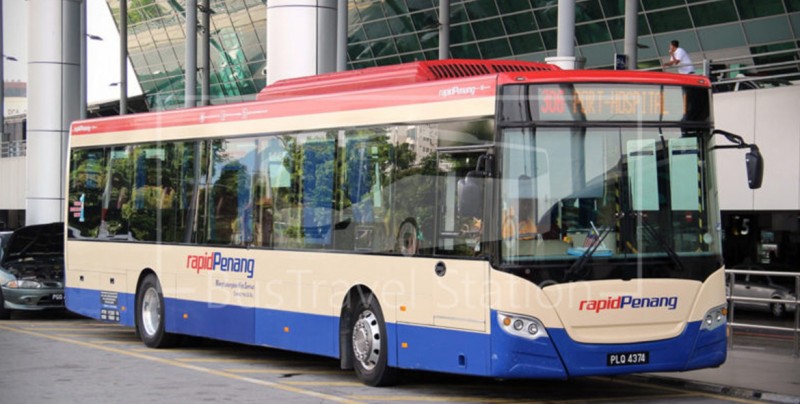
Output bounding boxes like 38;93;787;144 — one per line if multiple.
136;274;180;348
351;294;397;386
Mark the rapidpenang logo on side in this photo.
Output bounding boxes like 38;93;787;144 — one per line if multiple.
186;252;255;279
579;295;678;313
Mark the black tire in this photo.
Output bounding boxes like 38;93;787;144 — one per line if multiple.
0;289;10;320
135;274;180;348
351;293;397;386
770;299;785;318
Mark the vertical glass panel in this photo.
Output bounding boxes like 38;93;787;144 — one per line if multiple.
647;8;693;33
265;136;301;249
575;0;604;23
744;17;792;44
451;42;481;58
437;150;487;257
391;125;437;256
534;7;558;29
503;12;538;35
669;138;700;211
690;0;738;27
627;139;659;211
387;15;415;35
607;18;625;40
336;128;395;253
478;38;513;59
787;0;800;12
384;0;410;15
540;29;557;49
451;24;476;44
510;33;545;54
601;1;625;18
450;4;469;24
735;0;785;19
363;19;392;39
697;25;746;51
299;132;336;249
410;10;438;30
68;148;107;239
465;0;500;19
576;22;611;45
472;17;506;40
250;137;289;248
395;34;423;52
406;0;434;12
497;0;532;13
207;139;257;246
642;0;685;9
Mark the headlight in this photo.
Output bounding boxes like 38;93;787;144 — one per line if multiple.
498;312;547;340
5;279;44;289
701;305;727;331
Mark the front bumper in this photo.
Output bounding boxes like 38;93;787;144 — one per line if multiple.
490;311;727;378
2;287;65;311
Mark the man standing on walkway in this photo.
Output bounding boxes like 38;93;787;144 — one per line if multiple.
663;40;695;74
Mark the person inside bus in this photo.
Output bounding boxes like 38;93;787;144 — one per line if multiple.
502;201;540;239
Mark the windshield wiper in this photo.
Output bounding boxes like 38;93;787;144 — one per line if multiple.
563;226;613;282
635;213;685;272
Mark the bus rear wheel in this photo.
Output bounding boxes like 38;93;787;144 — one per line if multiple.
136;274;180;348
351;295;396;386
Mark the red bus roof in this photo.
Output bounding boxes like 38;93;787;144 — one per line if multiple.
257;59;559;101
71;60;710;136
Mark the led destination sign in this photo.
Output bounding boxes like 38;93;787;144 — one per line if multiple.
500;83;710;123
535;84;687;122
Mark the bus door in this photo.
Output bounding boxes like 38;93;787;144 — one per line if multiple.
429;147;492;332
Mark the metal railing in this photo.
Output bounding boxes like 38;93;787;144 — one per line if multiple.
642;47;800;92
707;48;800;92
725;268;800;357
0;140;26;158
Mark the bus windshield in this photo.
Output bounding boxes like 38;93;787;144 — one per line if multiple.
498;85;721;275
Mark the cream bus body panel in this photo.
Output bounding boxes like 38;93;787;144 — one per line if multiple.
66;242;490;333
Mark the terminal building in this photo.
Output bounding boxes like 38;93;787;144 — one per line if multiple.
1;0;799;269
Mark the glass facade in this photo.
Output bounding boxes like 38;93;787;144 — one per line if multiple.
105;0;800;110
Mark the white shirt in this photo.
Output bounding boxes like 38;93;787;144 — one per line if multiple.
671;47;695;74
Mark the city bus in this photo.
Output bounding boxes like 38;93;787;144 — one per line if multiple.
65;59;762;386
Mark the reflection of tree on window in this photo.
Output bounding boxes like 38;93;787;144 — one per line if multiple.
211;162;252;245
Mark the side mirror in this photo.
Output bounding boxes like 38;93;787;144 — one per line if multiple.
710;130;765;190
746;147;763;189
458;171;485;218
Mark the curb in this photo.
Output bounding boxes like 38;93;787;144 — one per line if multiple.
624;375;800;404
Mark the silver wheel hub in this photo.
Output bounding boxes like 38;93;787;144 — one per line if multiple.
142;287;161;337
352;310;381;370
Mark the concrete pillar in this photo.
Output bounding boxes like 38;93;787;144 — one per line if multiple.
624;0;638;69
267;0;336;85
26;0;81;225
120;0;127;114
200;0;210;106
336;0;347;72
439;0;450;60
545;0;584;70
185;0;197;108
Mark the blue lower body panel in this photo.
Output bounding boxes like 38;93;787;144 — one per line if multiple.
66;287;725;379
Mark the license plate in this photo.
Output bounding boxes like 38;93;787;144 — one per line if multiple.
607;351;649;366
51;293;64;302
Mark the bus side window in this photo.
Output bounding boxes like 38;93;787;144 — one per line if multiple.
391;125;437;256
